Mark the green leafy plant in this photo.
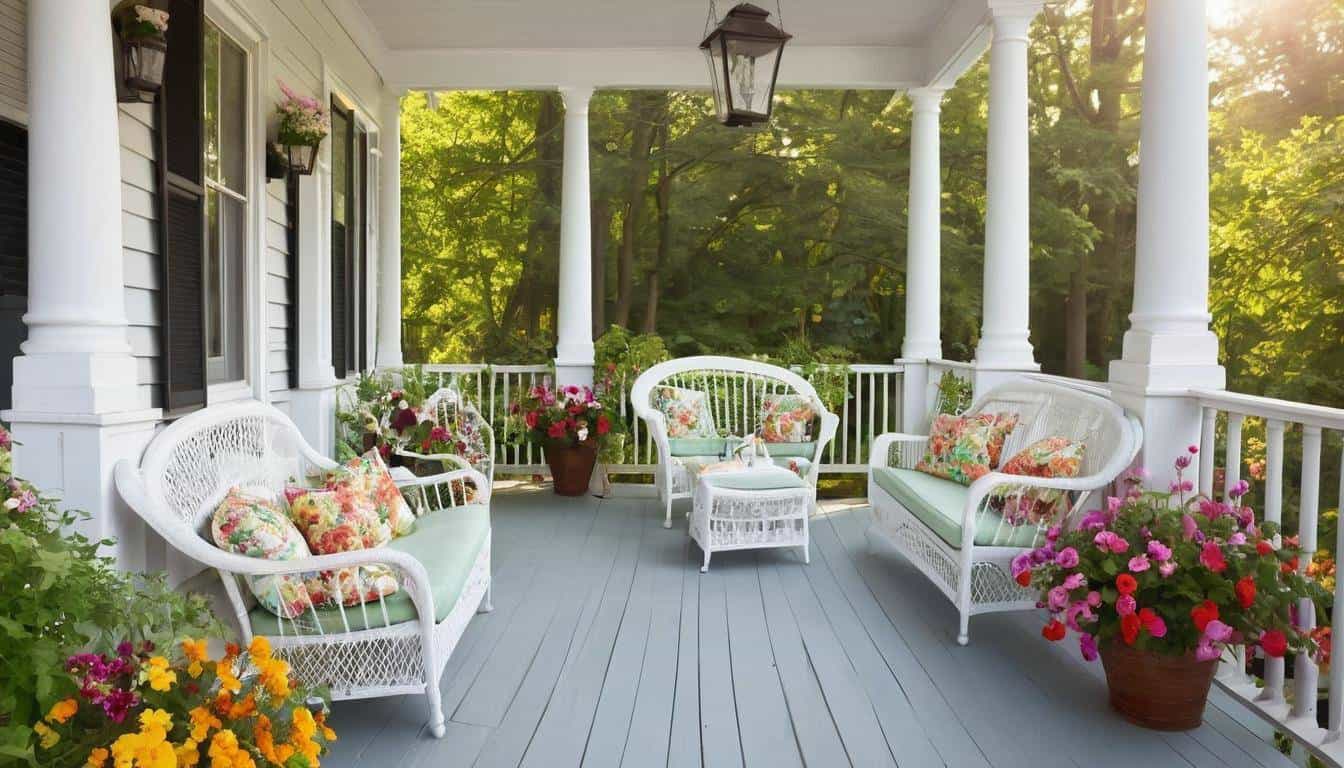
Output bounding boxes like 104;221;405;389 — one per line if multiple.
771;337;854;412
934;370;973;415
593;327;668;464
0;427;224;763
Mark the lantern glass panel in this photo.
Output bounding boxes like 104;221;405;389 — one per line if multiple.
704;40;728;122
725;39;780;116
287;143;317;175
124;40;166;93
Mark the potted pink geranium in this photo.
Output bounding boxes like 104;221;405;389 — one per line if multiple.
508;379;611;496
1021;448;1328;730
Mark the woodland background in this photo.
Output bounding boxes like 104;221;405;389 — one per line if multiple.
397;0;1344;410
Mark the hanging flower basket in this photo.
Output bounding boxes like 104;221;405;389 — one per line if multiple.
275;80;329;176
116;5;170;97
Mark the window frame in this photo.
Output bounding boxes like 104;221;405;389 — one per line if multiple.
201;0;267;404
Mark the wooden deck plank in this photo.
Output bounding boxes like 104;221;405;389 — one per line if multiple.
666;543;703;768
698;558;746;768
520;497;650;767
473;498;640;768
756;558;852;768
770;558;898;768
722;557;804;768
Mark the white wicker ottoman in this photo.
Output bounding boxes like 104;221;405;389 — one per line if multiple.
691;466;813;572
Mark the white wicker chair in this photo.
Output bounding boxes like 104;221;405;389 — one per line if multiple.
631;355;840;529
113;401;493;738
868;379;1141;645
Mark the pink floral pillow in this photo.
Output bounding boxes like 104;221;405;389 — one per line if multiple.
324;450;415;537
284;486;399;609
914;412;1019;485
994;437;1085;525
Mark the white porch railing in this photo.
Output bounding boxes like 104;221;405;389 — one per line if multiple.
1192;389;1344;766
417;362;904;475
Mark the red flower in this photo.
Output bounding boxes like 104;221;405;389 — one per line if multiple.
1041;620;1066;642
420;439;432;453
547;421;567;439
1120;613;1141;645
1235;576;1257;609
1200;541;1228;573
1015;570;1031;587
1256;539;1273;557
1191;600;1219;633
1282;556;1299;574
1260;629;1288;658
568;404;586;415
596;414;611;436
524;411;539;429
1115;573;1138;595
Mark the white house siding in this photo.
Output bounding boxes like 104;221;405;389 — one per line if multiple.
0;0;25;125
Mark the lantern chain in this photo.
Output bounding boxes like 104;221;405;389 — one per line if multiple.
704;0;719;40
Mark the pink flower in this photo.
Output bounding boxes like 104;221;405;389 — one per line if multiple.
1062;572;1086;590
1066;601;1095;631
1079;633;1099;662
1056;547;1079;569
1093;531;1129;554
1204;619;1234;643
1188;444;1200;454
1229;479;1250;499
1010;552;1032;578
1158;561;1178;578
1116;594;1137;616
1181;514;1199;540
1106;496;1123;514
1147;540;1172;561
1048;586;1070;612
1175;454;1192;470
1139;608;1167;638
1046;525;1062;543
1196;639;1221;662
1228;532;1247;546
1128;554;1151;573
1200;541;1228;573
1086;590;1102;607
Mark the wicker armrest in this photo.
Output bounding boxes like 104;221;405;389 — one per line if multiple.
870;433;930;470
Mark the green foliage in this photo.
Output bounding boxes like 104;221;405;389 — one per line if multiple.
934;371;974;416
0;438;223;762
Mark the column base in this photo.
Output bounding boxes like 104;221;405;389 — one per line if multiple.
1112;326;1224;392
11;352;144;413
289;384;341;460
972;333;1038;372
554;358;594;389
2;408;163;572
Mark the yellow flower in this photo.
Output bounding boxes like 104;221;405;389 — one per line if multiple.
33;721;59;749
216;659;242;695
46;697;79;724
86;747;109;768
290;707;316;740
175;739;201;768
183;638;209;678
145;656;177;692
225;693;256;720
315;712;337;742
208;729;256;768
139;708;173;738
258;657;291;699
189;706;222;741
247;636;272;665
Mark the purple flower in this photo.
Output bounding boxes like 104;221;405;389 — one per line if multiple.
1204;619;1234;643
1229;532;1247;546
1181;514;1199;541
1229;479;1250;499
101;689;139;723
1175;455;1192;470
1078;510;1109;531
1106;496;1123;514
1128;554;1151;573
1056;547;1079;569
1066;601;1095;631
1010;552;1031;578
1063;572;1086;590
116;641;134;658
1048;586;1070;612
1116;594;1137;616
1147;540;1172;561
1196;638;1221;662
1079;633;1099;662
1046;525;1062;543
1086;590;1102;607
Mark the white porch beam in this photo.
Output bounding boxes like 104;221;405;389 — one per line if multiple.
554;86;595;388
377;88;404;368
381;46;925;92
973;2;1041;387
4;0;161;570
1109;0;1225;487
902;87;944;361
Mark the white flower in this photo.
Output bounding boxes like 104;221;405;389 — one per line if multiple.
133;5;170;33
578;428;589;442
3;498;18;510
398;399;409;410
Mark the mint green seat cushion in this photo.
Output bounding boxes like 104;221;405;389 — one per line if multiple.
764;442;816;459
248;503;490;635
871;467;1041;549
668;437;728;456
700;470;807;491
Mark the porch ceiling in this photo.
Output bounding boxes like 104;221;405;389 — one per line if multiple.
342;0;1000;91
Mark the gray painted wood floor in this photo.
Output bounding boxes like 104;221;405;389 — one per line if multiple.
324;487;1298;768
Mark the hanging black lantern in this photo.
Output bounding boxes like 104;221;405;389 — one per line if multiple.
700;2;791;127
114;4;170;100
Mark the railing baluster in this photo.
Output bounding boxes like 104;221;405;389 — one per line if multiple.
1293;425;1322;720
1224;413;1244;501
1260;418;1286;703
1330;443;1344;736
1199;406;1217;497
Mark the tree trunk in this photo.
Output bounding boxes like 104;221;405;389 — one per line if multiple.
591;197;610;337
1065;254;1088;378
612;92;663;328
642;125;671;334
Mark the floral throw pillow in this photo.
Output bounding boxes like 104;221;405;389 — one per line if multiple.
651;386;717;439
759;394;816;443
284;487;400;608
211;488;318;619
325;450;415;538
915;413;999;485
993;437;1086;526
983;412;1020;468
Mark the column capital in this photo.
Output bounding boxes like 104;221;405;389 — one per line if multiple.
988;1;1041;41
559;85;595;114
907;87;945;115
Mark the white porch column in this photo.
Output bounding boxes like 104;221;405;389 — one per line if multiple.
903;87;944;362
973;3;1041;391
377;88;404;368
1109;0;1224;487
555;86;595;388
4;0;161;570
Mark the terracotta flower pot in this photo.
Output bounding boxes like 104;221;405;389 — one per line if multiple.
1099;642;1218;730
546;440;598;496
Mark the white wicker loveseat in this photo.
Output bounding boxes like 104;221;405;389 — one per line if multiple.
114;401;493;738
631;355;840;529
868;379;1141;645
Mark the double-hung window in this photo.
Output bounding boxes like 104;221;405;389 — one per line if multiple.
202;19;248;385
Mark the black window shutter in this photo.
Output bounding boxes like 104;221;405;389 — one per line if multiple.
357;130;369;372
157;0;207;412
0;119;28;414
285;174;300;390
330;100;352;377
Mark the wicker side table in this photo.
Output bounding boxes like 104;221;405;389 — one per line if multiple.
690;465;813;572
